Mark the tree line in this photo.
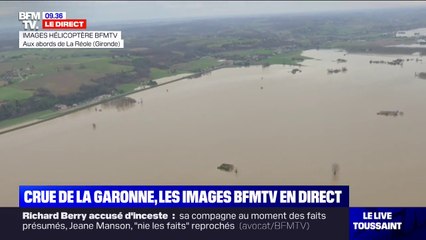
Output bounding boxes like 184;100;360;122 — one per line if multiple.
0;71;137;121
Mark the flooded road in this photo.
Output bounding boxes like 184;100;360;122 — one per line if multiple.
1;49;426;206
396;27;426;37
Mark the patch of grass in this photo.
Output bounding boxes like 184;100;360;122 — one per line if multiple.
0;86;33;101
26;57;132;76
81;58;133;74
150;68;173;79
0;109;55;129
185;37;237;48
0;49;111;59
116;83;139;93
0;48;134;95
174;57;221;72
261;51;309;66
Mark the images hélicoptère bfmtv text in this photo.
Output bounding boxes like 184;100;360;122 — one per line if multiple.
18;11;124;49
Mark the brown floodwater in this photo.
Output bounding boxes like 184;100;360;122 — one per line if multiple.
1;49;426;206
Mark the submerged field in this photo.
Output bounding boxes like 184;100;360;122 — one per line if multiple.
0;49;425;206
0;49;133;97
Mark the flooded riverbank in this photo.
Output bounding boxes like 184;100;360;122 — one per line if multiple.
1;49;425;206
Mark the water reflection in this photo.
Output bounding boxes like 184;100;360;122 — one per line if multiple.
414;72;426;79
332;163;340;183
327;67;347;74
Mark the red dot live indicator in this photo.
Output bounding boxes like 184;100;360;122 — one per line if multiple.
42;19;87;30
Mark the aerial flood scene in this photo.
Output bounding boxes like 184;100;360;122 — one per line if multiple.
1;2;426;207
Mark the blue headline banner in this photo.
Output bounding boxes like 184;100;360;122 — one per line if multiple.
19;185;349;208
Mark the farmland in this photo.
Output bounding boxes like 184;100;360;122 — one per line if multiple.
0;86;32;101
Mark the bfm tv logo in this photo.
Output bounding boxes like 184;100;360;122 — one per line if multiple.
18;12;87;30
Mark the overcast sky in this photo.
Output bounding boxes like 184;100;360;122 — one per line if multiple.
2;1;426;30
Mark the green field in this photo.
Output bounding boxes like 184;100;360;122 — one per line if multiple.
0;86;33;101
0;49;112;59
0;49;134;96
261;51;309;65
5;57;133;79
